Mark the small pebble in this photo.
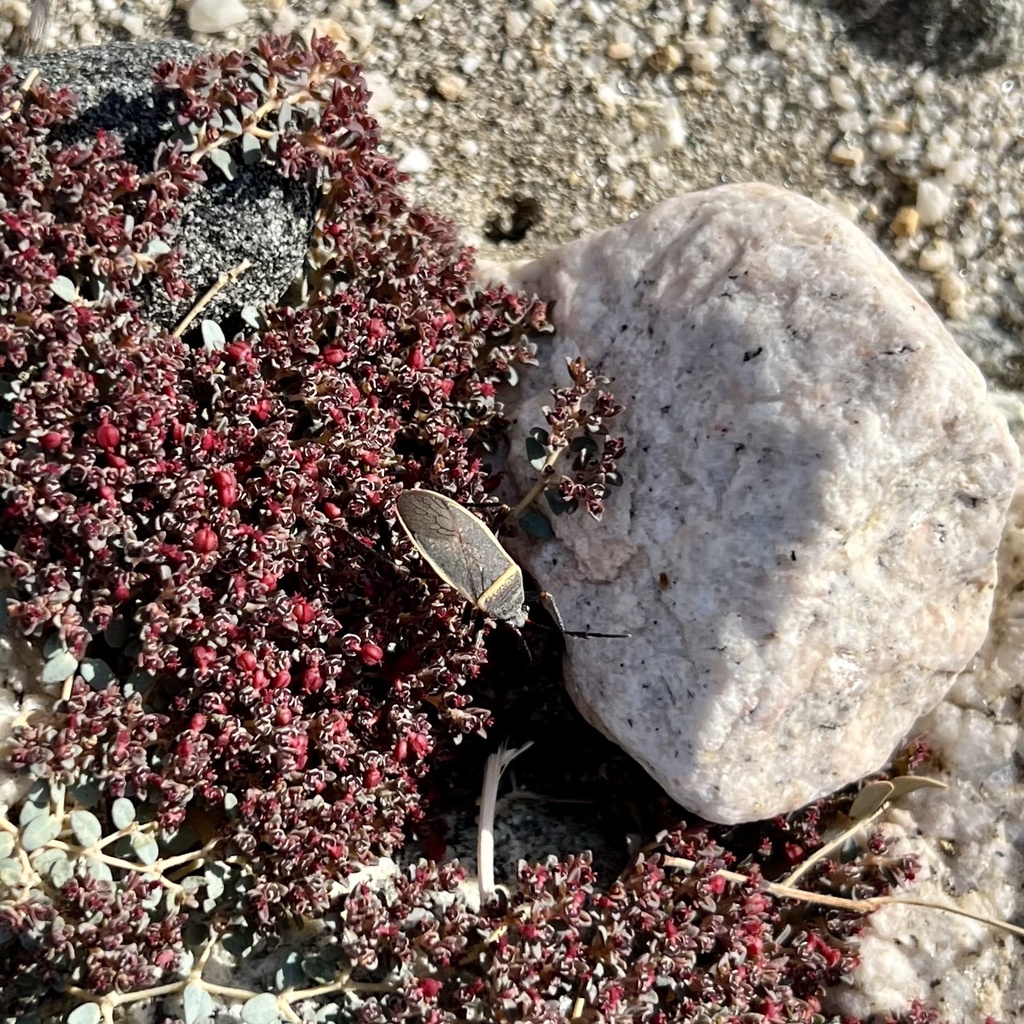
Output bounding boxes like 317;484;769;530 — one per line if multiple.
187;0;247;34
916;179;953;226
397;147;432;174
890;206;920;238
434;72;466;101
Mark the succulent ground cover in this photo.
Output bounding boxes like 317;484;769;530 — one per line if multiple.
0;32;959;1024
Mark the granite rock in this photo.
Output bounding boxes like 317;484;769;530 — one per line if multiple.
500;182;1020;824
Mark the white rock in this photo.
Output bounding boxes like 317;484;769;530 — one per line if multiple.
187;0;247;35
396;147;432;174
499;182;1019;824
916;178;953;226
834;478;1024;1021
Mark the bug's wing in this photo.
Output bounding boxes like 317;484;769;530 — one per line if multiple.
396;491;478;605
396;491;526;624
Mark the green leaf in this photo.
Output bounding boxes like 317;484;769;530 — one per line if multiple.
34;846;73;885
124;669;157;696
111;798;136;830
49;853;74;887
82;857;113;882
888;775;947;799
182;982;214;1024
51;276;79;302
240;306;261;329
0;857;22;887
66;1003;101;1024
570;434;599;468
0;832;14;858
144;238;172;257
42;633;67;658
274;949;304;990
19;780;50;825
849;780;895;819
208;148;237;181
41;650;79;684
518;510;555;540
21;814;61;852
78;658;113;689
103;618;130;649
525;439;547;469
201;320;226;350
300;954;335;983
545;490;578;516
241;993;280;1024
241;132;262;164
131;833;159;865
70;810;102;847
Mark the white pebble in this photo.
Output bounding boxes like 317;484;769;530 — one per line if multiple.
505;8;529;38
913;70;937;99
916;179;953;226
121;12;145;34
661;103;687;149
918;239;954;272
364;72;397;115
396;147;432;174
943;157;975;187
706;2;729;35
829;75;858;111
187;0;248;34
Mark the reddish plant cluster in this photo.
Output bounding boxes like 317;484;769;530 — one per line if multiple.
0;32;542;988
0;33;952;1024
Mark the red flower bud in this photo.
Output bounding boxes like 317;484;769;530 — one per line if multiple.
190;713;206;733
322;346;345;365
192;526;218;553
407;346;426;370
212;469;238;507
272;669;291;689
293;598;316;625
95;422;120;449
419;978;442;999
237;650;257;672
359;642;384;666
276;706;292;726
251;398;272;422
323;502;342;519
194;646;217;669
225;340;251;362
364;767;382;788
40;431;63;450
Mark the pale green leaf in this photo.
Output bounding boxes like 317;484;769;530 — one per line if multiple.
21;813;60;851
111;798;136;829
70;810;102;847
241;993;280;1024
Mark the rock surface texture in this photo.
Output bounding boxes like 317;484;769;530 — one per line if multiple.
500;182;1020;824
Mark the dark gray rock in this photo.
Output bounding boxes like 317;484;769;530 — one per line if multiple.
7;41;315;329
821;0;1024;72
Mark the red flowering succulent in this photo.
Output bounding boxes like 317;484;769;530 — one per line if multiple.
0;33;950;1024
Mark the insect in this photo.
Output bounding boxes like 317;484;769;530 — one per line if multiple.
395;489;528;628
